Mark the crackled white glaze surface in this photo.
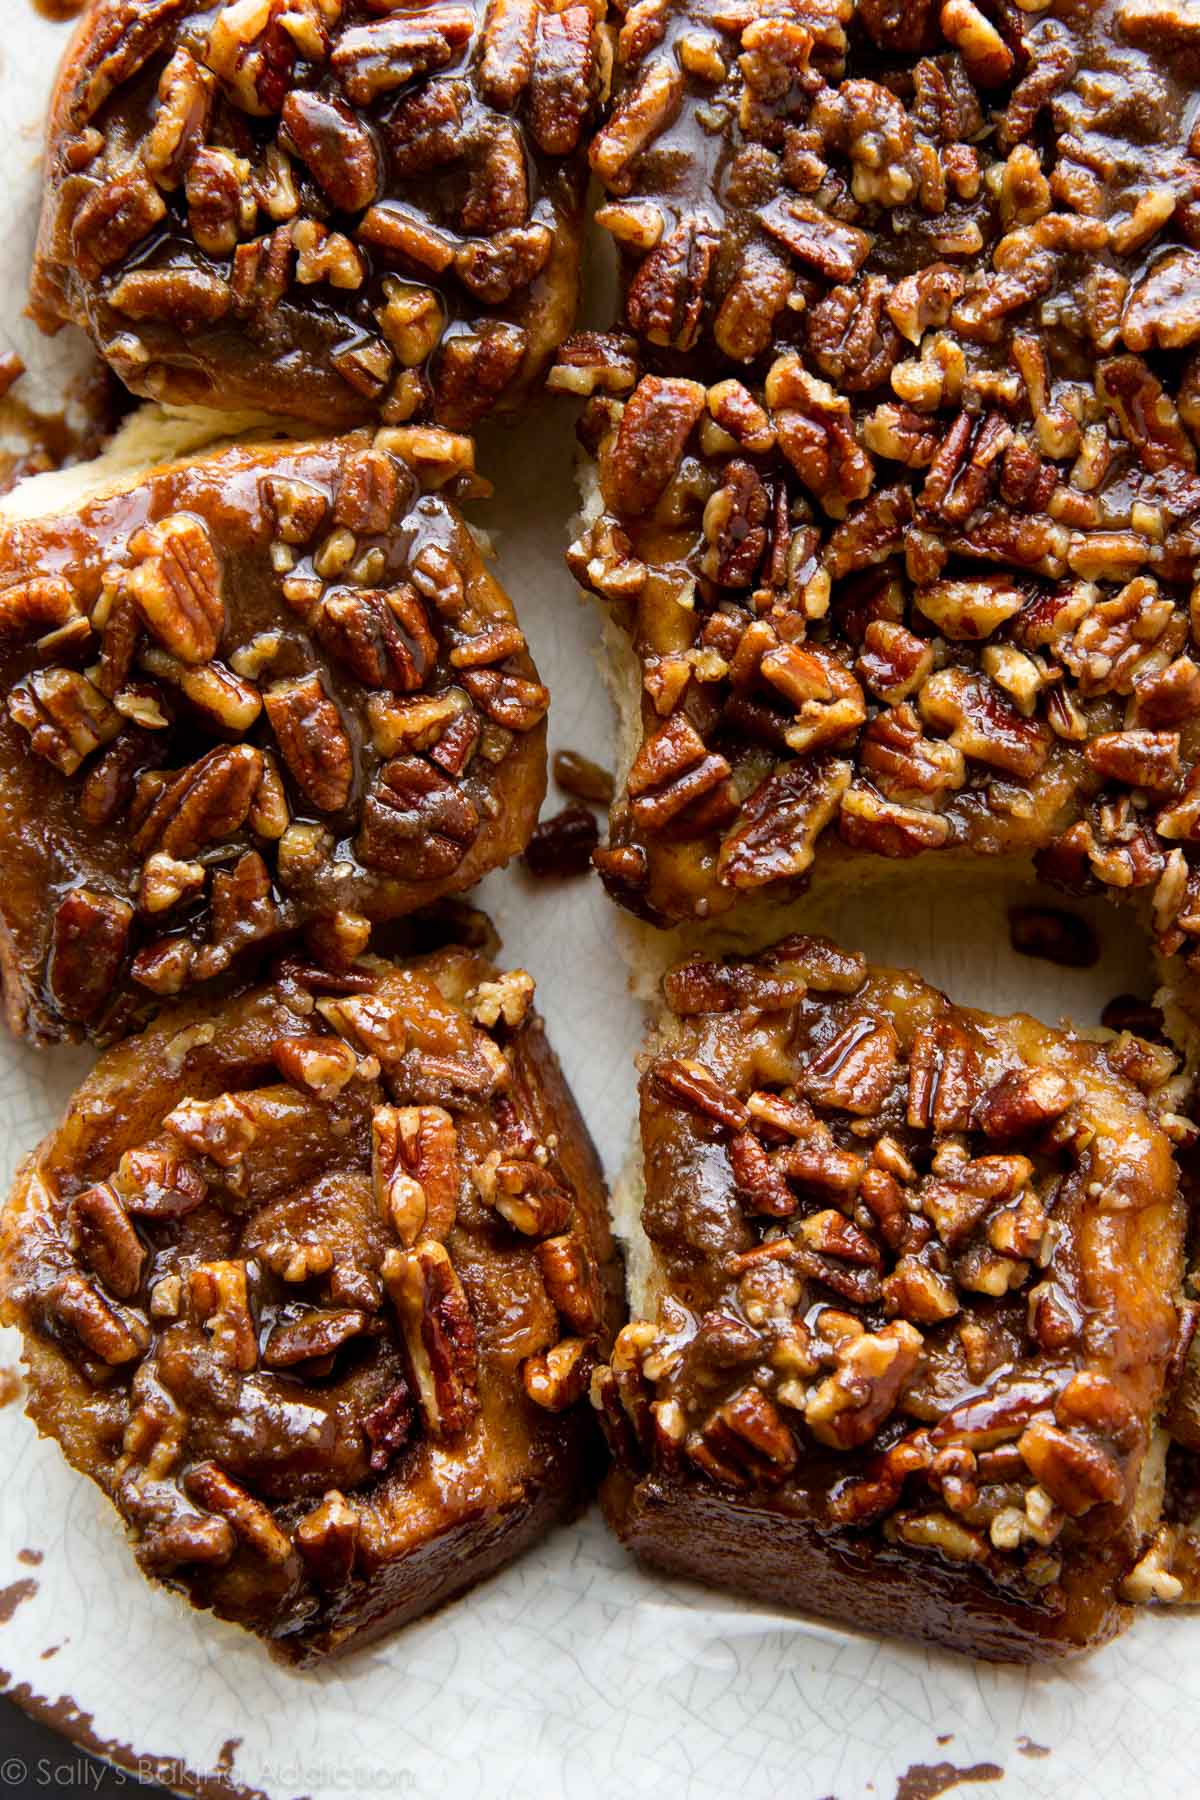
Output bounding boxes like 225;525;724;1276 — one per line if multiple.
0;14;1197;1800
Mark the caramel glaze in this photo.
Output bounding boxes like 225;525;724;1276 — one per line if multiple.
572;0;1200;951
31;0;88;20
32;0;597;426
595;0;1200;377
0;429;548;1043
0;946;622;1662
594;936;1185;1659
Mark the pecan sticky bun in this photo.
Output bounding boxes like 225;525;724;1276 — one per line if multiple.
566;1;1200;967
32;0;606;426
0;427;548;1042
0;943;621;1661
594;934;1188;1660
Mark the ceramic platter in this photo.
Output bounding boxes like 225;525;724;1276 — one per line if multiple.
1;12;1199;1800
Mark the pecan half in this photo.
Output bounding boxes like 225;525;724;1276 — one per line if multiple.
719;759;852;889
474;1154;572;1238
68;1183;146;1301
279;90;380;213
373;1105;459;1246
358;756;479;878
189;1260;257;1372
263;674;354;813
126;516;224;665
113;1146;207;1218
133;744;263;859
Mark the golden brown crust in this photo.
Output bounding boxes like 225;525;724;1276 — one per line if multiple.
0;945;621;1663
593;933;1186;1660
605;1471;1134;1661
32;0;604;426
0;429;548;1043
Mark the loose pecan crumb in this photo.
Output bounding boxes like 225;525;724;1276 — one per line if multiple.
552;748;615;805
523;805;599;878
1008;906;1099;971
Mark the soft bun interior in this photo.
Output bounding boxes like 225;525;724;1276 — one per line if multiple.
0;403;298;524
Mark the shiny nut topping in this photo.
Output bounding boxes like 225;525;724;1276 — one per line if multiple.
36;0;607;424
591;938;1181;1606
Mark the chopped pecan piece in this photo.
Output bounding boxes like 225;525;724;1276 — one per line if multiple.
691;1387;798;1488
1017;1423;1122;1518
805;1322;923;1450
974;1070;1075;1139
382;1241;479;1439
536;1234;599;1335
47;889;133;1023
475;1155;572;1238
523;1337;592;1412
295;1492;359;1589
1008;907;1098;970
273;1035;358;1099
189;1260;257;1372
113;1147;207;1219
262;1309;371;1370
523;805;600;878
627;715;731;832
185;1464;292;1566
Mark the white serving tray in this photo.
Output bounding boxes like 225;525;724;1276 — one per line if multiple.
0;14;1197;1799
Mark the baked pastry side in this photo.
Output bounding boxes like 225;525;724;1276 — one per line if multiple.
32;0;605;427
0;423;548;1044
0;944;621;1663
593;933;1187;1661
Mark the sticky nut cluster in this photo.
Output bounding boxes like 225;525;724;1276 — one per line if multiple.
38;0;607;423
0;434;548;1036
593;935;1184;1602
10;954;607;1622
